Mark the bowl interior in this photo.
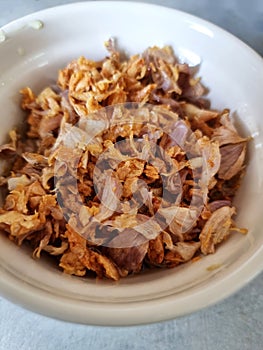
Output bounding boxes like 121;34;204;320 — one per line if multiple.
0;1;263;325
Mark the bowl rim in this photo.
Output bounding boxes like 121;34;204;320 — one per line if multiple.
1;0;263;326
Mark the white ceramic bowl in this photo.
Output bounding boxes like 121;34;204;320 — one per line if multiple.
0;1;263;326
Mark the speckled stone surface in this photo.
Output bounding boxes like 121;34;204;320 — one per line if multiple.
0;1;263;349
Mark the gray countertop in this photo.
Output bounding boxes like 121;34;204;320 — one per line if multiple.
0;1;263;349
